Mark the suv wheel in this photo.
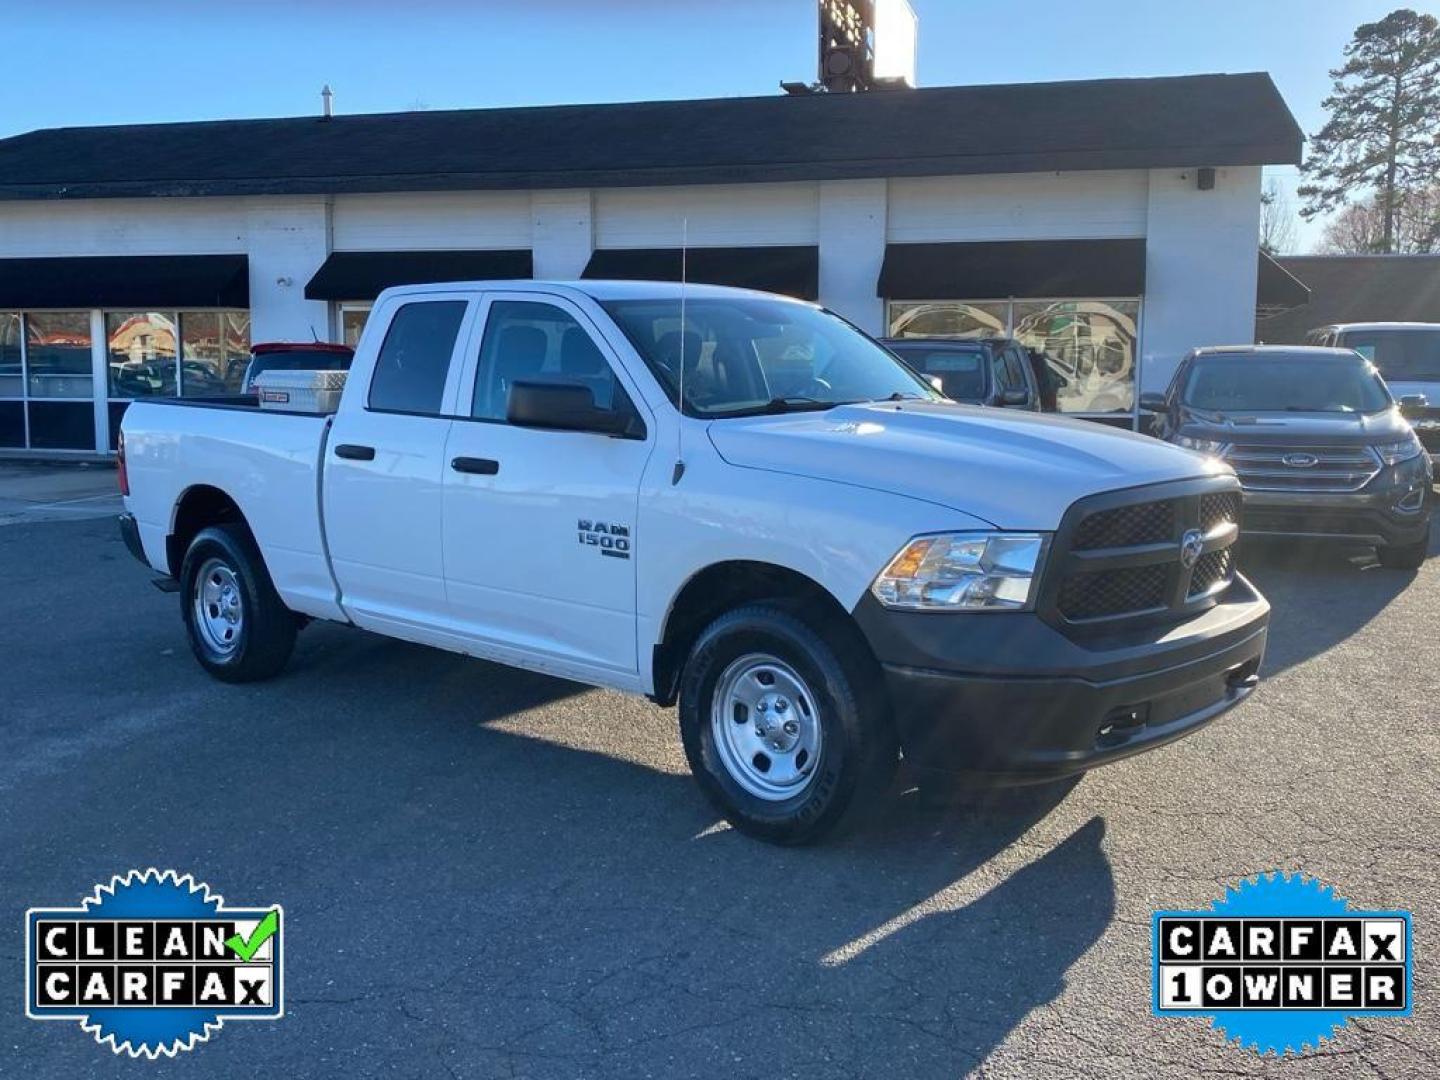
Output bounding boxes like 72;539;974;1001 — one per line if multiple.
180;523;297;682
678;603;896;845
1370;524;1428;576
1376;531;1429;570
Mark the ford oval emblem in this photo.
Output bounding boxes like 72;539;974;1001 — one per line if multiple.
1282;452;1320;468
1180;528;1204;569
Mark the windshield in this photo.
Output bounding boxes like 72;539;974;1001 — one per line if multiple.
1181;354;1392;414
1340;329;1440;383
887;344;989;402
601;297;940;416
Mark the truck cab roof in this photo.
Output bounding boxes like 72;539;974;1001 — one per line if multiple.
375;279;810;304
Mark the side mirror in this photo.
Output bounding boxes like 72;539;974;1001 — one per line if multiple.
1139;391;1167;413
507;381;636;437
925;374;944;393
1399;393;1428;418
1000;389;1029;407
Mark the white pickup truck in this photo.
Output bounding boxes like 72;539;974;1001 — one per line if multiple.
118;281;1269;844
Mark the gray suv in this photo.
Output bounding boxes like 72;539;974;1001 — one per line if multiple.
881;337;1044;410
1143;346;1433;568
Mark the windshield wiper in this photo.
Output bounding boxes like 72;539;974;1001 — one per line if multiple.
710;396;841;418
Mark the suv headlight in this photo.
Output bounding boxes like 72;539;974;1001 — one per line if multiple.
871;532;1048;612
1175;434;1230;455
1374;433;1423;466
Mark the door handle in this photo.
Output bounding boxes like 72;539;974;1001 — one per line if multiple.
334;443;376;461
451;456;500;475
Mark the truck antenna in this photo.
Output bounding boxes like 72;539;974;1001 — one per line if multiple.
671;218;688;485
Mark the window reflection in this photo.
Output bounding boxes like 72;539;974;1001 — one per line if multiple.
885;298;1140;415
1013;301;1138;415
180;312;224;396
107;312;178;398
223;312;251;392
887;301;1008;339
27;313;94;398
0;313;21;397
340;306;370;348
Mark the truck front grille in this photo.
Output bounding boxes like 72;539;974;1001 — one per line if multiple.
1072;499;1175;550
1046;479;1242;628
1199;491;1242;533
1187;548;1234;598
1222;444;1380;493
1057;562;1169;619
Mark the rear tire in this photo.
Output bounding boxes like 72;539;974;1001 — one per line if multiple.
1376;529;1429;570
678;603;897;845
180;523;296;682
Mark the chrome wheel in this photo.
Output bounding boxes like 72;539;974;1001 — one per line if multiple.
193;558;244;657
710;653;822;801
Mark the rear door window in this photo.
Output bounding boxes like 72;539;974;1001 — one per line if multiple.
367;301;468;415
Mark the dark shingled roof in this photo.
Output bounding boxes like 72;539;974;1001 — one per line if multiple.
1256;255;1440;343
0;73;1301;201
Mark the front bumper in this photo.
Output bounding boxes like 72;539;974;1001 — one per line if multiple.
853;577;1269;781
1241;483;1432;546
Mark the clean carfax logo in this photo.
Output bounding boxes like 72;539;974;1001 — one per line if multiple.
25;869;283;1058
1153;872;1411;1056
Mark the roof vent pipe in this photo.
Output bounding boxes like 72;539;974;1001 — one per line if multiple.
321;85;334;119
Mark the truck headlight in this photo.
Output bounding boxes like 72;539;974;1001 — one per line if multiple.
871;533;1048;612
1175;434;1229;455
1374;434;1423;465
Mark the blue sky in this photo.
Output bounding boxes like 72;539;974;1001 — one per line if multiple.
2;1;1430;250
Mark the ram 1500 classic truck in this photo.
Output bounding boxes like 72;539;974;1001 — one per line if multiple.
118;281;1269;844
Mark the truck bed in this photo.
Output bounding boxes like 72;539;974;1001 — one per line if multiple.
121;397;345;622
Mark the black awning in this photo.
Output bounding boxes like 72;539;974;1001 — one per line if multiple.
582;246;819;300
0;254;248;308
305;250;533;301
877;239;1147;299
1255;250;1310;315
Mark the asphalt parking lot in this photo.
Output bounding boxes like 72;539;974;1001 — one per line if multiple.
0;474;1436;1078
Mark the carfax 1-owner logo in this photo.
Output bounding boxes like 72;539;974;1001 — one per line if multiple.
1153;872;1412;1056
24;869;283;1058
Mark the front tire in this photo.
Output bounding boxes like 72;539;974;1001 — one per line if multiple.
1376;528;1429;570
180;523;297;682
678;603;897;845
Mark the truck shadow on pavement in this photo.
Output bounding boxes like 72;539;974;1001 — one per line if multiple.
178;629;1116;1078
1237;533;1433;677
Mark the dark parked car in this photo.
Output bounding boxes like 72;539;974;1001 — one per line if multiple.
240;342;354;394
880;337;1043;410
1143;346;1433;568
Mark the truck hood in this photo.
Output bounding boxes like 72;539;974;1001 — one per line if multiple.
706;401;1225;530
1178;406;1410;446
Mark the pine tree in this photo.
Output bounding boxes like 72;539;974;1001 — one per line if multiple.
1299;9;1440;253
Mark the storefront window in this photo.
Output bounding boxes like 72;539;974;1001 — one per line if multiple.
1013;300;1138;415
223;312;252;390
27;312;94;398
0;313;21;398
885;298;1140;415
180;311;248;396
179;311;223;396
887;301;1008;339
107;312;178;397
340;304;371;348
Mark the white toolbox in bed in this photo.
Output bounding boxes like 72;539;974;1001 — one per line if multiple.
253;369;349;414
